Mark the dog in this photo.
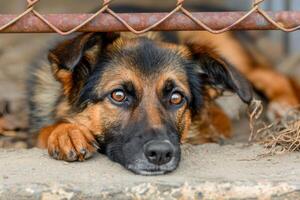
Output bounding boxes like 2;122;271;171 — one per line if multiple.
28;31;299;175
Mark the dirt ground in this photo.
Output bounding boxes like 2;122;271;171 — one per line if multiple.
1;144;300;199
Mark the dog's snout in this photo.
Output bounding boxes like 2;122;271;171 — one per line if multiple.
144;141;174;165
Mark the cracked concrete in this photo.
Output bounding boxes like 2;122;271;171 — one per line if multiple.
1;144;300;199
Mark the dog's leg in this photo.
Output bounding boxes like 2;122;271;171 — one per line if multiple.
182;103;232;144
247;68;299;119
179;31;300;118
37;123;98;161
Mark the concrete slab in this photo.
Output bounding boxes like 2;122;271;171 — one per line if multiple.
1;144;300;199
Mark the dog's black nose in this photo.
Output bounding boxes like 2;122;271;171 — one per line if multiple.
144;141;174;165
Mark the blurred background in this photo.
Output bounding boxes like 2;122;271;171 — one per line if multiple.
0;0;299;148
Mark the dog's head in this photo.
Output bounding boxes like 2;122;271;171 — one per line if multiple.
48;33;252;175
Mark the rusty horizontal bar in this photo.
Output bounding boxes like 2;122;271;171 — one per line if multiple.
1;11;300;33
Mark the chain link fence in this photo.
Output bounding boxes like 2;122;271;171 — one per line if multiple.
0;0;300;35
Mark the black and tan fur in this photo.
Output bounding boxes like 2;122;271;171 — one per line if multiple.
28;31;299;175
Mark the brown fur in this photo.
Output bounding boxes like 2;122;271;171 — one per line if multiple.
179;31;300;110
33;34;197;161
28;31;299;166
248;68;299;106
183;103;232;144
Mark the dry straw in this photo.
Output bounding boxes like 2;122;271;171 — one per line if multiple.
248;99;300;155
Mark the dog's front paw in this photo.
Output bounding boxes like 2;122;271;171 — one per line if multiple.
47;123;99;161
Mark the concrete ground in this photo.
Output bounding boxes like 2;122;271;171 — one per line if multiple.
1;144;300;199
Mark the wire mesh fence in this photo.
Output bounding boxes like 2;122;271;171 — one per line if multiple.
0;0;300;35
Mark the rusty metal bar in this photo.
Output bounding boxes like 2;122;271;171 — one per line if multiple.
0;11;300;33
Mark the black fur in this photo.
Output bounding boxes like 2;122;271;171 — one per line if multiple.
29;32;253;175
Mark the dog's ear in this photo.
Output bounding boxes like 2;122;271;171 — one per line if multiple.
48;32;119;76
48;33;119;96
188;44;253;104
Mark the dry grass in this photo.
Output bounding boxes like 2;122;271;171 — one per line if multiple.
248;99;300;155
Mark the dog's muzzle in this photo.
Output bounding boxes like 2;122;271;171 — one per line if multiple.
104;127;181;176
125;138;180;176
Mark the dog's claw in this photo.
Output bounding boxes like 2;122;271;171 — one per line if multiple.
91;141;101;150
68;150;78;161
80;148;87;156
52;149;60;159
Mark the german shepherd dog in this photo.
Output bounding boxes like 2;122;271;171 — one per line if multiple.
28;31;299;175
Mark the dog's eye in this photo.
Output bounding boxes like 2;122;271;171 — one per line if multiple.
170;92;183;105
111;90;126;102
